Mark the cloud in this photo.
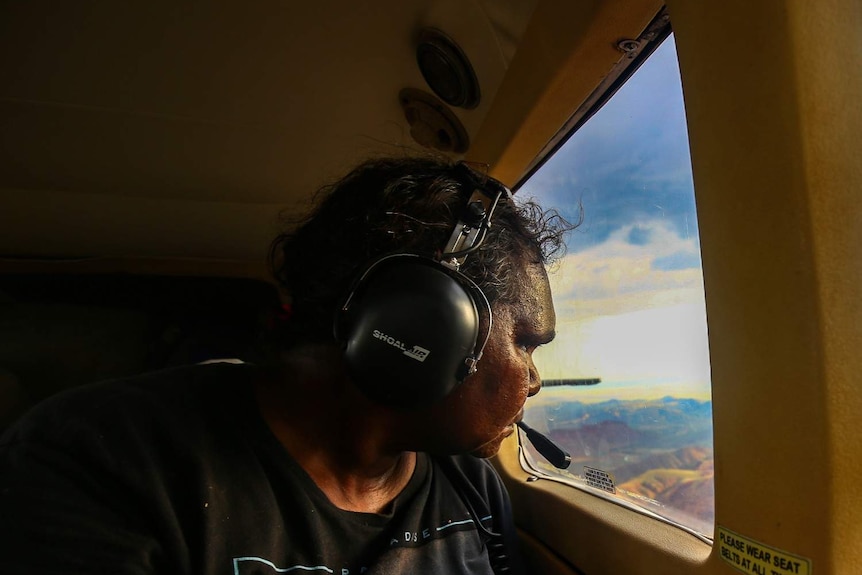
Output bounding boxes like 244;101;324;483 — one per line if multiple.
548;219;704;322
533;301;712;391
652;250;702;271
532;215;711;392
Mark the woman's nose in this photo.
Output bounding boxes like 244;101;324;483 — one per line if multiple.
528;363;542;396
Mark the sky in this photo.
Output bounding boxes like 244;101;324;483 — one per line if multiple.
518;36;713;403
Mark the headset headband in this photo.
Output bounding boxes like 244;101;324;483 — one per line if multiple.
440;163;512;271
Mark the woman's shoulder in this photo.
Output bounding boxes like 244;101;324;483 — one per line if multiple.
1;362;260;450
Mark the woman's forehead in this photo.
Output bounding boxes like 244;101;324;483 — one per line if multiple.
499;264;555;327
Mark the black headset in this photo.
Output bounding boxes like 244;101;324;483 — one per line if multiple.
335;165;511;408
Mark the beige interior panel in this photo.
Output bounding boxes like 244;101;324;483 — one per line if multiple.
0;0;536;263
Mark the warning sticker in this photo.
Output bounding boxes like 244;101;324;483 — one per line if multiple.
717;526;811;575
584;466;616;494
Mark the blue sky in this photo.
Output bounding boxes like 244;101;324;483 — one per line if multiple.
518;36;713;400
519;38;699;255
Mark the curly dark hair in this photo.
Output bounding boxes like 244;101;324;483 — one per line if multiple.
269;157;573;346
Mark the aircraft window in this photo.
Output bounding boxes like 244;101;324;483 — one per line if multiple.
518;34;714;539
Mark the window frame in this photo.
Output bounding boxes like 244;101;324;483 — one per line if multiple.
510;19;714;543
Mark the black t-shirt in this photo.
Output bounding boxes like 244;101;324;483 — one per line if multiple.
0;363;524;574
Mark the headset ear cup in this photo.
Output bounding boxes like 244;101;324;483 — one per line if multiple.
338;255;481;408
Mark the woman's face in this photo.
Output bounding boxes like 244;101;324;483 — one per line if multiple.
413;262;556;457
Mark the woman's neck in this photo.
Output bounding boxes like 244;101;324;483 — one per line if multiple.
253;345;418;513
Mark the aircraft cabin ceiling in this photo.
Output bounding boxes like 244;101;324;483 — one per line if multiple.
0;0;662;269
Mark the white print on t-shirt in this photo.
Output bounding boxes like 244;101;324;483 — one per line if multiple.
389;514;493;546
232;514;494;574
233;557;370;574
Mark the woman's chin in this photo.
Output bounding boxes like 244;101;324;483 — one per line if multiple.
469;424;515;459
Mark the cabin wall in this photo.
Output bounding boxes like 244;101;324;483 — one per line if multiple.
791;5;862;570
672;0;862;572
